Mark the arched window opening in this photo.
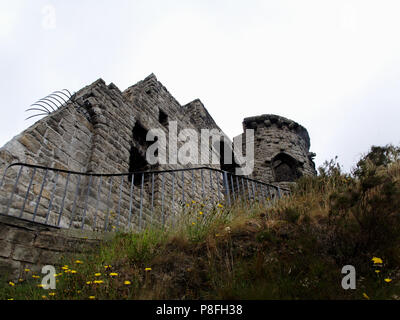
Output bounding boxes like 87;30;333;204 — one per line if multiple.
272;153;301;182
129;121;153;185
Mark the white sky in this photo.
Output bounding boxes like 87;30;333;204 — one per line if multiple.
1;0;399;172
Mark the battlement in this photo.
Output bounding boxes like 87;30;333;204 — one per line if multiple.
243;114;310;150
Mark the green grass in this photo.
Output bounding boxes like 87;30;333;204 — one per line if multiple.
1;144;400;300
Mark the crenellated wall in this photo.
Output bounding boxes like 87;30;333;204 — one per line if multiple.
240;114;316;189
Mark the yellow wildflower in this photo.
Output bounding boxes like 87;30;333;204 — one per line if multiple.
86;281;92;285
145;268;152;271
384;278;392;283
94;273;101;277
94;280;104;284
199;211;203;215
75;260;83;264
363;293;370;300
32;275;40;279
49;292;56;296
371;257;383;264
18;279;23;282
37;284;44;288
192;222;196;225
375;270;381;274
124;281;131;285
9;282;15;287
61;266;69;270
89;296;95;300
24;269;30;272
109;273;118;277
42;295;47;299
217;204;223;208
70;270;77;274
7;298;14;301
104;265;112;269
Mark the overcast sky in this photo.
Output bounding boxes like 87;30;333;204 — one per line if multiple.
1;0;399;173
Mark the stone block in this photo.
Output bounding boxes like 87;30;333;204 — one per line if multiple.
34;233;67;252
12;245;40;263
0;240;13;258
39;249;63;265
0;257;21;281
6;228;36;245
18;134;41;154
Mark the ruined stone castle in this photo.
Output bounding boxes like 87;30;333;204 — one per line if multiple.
0;73;315;182
0;74;316;278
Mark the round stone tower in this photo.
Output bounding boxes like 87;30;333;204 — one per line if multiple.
242;114;316;188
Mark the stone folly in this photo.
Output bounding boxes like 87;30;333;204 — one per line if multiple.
0;74;316;231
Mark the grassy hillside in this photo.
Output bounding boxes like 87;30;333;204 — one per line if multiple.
1;145;400;300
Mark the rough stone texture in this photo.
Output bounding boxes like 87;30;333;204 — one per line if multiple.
0;74;316;231
239;114;316;189
0;74;317;278
0;214;112;281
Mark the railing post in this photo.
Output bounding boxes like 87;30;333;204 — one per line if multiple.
181;171;185;206
45;172;59;225
139;173;144;230
161;172;165;228
6;166;23;216
127;174;135;230
209;170;214;205
57;172;70;227
223;171;231;207
230;174;236;202
94;175;103;231
115;175;124;230
151;173;154;224
216;171;221;204
104;177;113;231
33;168;49;222
81;175;93;229
68;174;81;228
20;167;36;218
171;172;176;227
201;169;205;200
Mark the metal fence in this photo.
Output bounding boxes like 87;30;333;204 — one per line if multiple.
0;163;288;232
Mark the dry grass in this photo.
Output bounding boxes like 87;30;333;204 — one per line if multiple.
1;145;400;300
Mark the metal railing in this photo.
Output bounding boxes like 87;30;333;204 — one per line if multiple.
0;163;288;232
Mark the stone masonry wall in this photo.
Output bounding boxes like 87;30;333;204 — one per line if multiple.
0;74;229;233
241;114;316;189
0;214;112;281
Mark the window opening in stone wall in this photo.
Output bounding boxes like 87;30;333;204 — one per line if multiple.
272;153;301;182
132;121;148;146
159;109;168;126
128;146;149;186
129;121;152;186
